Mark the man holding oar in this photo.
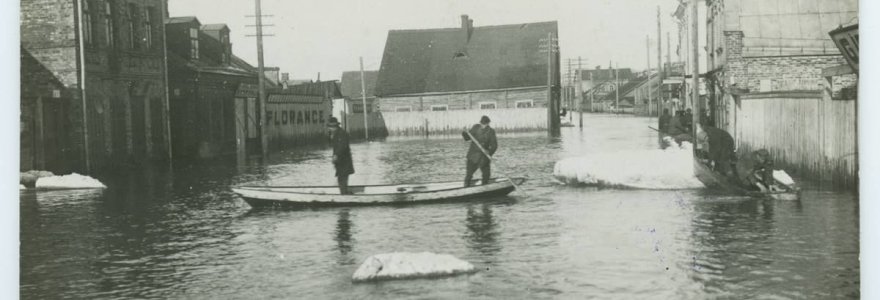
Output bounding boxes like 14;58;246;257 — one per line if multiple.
461;116;497;187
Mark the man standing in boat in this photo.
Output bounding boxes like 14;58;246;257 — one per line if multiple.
461;116;498;187
328;117;354;194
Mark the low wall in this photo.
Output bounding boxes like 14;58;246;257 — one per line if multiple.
381;108;548;136
343;112;388;140
730;91;856;189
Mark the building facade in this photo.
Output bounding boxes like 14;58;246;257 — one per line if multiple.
374;16;560;135
21;0;171;174
700;0;859;189
164;17;261;160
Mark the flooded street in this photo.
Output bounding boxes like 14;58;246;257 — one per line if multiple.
20;115;858;299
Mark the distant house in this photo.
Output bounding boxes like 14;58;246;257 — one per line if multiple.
165;17;260;159
375;15;559;113
337;70;386;138
579;67;634;100
340;70;379;114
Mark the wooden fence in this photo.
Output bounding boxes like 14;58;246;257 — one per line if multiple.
380;108;548;136
731;92;857;189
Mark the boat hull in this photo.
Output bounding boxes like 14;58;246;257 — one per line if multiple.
233;178;524;209
693;159;800;200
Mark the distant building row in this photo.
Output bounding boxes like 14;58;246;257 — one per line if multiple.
20;0;338;174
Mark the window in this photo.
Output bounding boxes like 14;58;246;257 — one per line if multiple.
479;102;496;110
82;0;92;45
143;8;154;49
127;4;138;49
515;100;534;108
189;28;199;59
352;103;372;113
220;35;229;64
104;1;115;47
430;105;448;111
395;106;412;112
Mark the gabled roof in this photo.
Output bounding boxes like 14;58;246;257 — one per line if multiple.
281;81;343;98
200;24;229;31
340;70;378;99
375;20;558;96
166;16;199;25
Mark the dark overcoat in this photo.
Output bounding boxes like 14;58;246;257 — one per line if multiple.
463;124;498;165
330;129;354;176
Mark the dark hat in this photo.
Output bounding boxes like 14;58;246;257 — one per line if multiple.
327;117;340;127
480;115;491;124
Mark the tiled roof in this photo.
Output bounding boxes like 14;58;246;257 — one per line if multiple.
375;20;558;96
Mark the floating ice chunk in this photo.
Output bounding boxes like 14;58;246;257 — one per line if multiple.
553;145;704;189
773;170;795;186
36;173;107;190
352;252;476;282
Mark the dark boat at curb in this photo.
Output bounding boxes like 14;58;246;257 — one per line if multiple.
693;158;800;200
232;178;526;208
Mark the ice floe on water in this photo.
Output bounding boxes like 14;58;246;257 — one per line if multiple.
553;141;704;189
352;252;476;282
35;173;107;190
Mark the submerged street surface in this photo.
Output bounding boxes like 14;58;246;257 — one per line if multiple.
20;115;859;299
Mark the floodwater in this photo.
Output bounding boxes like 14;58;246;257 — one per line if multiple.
20;115;859;299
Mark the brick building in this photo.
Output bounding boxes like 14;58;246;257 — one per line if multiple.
693;0;859;189
164;17;261;159
20;0;171;173
702;0;858;128
375;16;560;114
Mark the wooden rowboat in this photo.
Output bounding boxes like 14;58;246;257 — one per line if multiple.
693;159;800;200
232;178;526;208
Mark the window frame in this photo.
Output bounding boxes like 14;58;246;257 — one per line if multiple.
479;102;497;110
189;28;200;59
127;3;138;50
143;7;154;50
430;104;448;111
514;100;534;109
394;106;412;112
104;1;115;47
82;0;93;46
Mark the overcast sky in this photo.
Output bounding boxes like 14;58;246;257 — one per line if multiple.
168;0;705;81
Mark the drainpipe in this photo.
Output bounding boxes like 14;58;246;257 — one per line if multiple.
75;0;91;173
160;0;173;165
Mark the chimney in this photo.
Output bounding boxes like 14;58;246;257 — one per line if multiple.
460;15;473;42
281;72;289;83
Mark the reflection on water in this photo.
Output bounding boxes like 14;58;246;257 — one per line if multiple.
335;210;354;255
20;115;859;299
465;204;500;257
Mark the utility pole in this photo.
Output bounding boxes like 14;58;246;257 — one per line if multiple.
690;0;700;133
590;72;594;113
657;5;663;117
249;0;272;157
646;35;652;115
359;57;369;140
615;65;620;114
540;32;559;136
576;56;583;128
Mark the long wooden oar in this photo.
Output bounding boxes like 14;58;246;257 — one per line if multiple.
464;129;526;195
